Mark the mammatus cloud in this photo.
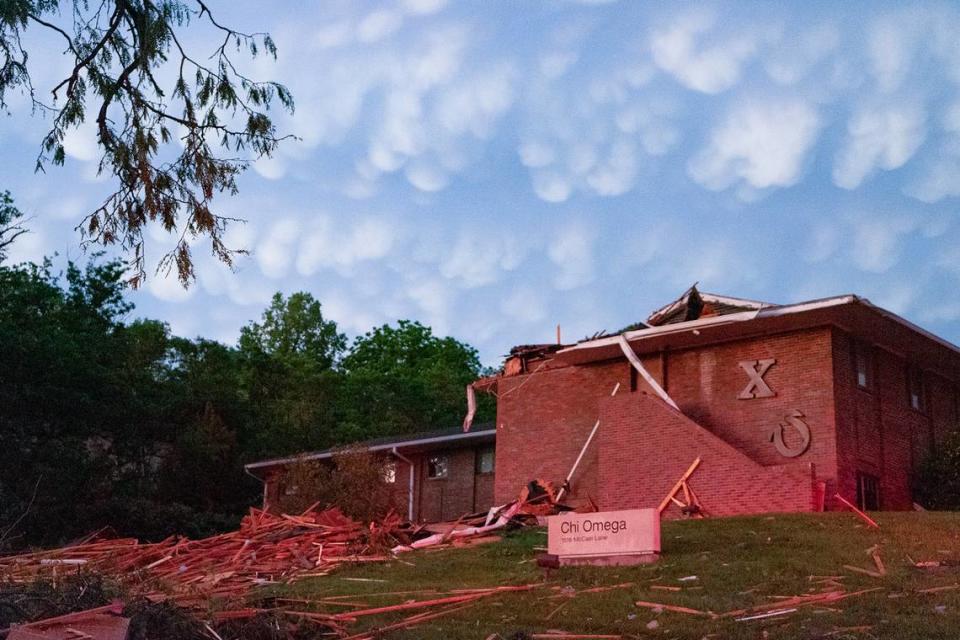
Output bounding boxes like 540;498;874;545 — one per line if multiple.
295;215;396;276
833;103;926;189
5;1;960;365
548;223;596;290
849;214;918;273
689;99;820;194
650;10;760;94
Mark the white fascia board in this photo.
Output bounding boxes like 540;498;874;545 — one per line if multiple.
561;295;860;356
699;293;769;309
245;429;496;471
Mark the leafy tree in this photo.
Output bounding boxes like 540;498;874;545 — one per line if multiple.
0;257;132;545
338;320;491;439
914;430;960;510
0;190;28;262
0;1;294;285
239;292;346;456
239;292;346;371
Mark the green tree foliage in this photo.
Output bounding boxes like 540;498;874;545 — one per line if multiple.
914;430;960;510
0;211;491;546
338;320;493;440
0;1;293;284
239;292;346;371
238;292;346;457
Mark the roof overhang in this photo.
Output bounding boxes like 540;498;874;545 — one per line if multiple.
557;295;960;378
244;428;497;477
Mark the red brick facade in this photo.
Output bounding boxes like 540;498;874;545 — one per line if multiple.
492;319;960;515
250;294;960;521
832;329;960;510
253;435;496;522
598;392;816;516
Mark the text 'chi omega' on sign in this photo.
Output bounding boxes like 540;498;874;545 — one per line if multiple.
547;508;660;566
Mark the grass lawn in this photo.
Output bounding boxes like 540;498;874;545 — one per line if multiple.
273;512;960;639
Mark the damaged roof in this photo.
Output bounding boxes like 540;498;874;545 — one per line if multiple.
245;423;497;474
645;284;772;326
557;293;960;378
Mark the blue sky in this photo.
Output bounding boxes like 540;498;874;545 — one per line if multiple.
3;0;960;365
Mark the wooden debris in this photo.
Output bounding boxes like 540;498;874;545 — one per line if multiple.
833;494;879;528
634;599;715;617
658;458;705;517
736;608;797;622
917;584;959;594
529;635;622;639
721;587;882;618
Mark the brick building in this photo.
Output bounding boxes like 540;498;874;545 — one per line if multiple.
245;425;496;521
246;287;960;521
479;287;960;516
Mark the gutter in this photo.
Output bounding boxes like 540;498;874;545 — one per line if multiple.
245;428;496;471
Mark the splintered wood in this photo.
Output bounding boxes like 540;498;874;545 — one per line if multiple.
0;507;392;606
0;501;540;609
657;457;705;518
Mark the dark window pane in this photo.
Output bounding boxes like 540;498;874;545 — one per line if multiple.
476;448;495;474
428;455;448;479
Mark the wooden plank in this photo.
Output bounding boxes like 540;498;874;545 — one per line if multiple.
833;494;879;528
658;458;702;514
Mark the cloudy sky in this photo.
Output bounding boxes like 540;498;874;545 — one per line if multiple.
3;0;960;364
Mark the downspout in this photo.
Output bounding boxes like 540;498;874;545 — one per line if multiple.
244;466;269;511
392;447;416;522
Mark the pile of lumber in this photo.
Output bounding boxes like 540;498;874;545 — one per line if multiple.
0;490;564;608
0;505;528;606
0;506;400;605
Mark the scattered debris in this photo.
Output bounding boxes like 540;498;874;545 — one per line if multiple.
635;600;713;617
843;544;887;578
658;459;705;518
5;602;128;640
833;494;879;528
735;608;797;622
723;588;882;620
917;584;959;594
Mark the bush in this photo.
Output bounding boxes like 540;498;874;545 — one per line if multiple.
914;429;960;510
277;448;398;523
86;498;239;542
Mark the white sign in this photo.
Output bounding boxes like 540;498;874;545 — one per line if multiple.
548;509;660;563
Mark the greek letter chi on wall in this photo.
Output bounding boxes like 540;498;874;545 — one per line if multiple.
478;285;960;519
246;285;960;523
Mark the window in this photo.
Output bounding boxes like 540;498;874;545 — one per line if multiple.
476;448;495;474
854;342;872;389
382;461;397;484
283;483;299;496
427;455;448;479
907;367;925;412
856;472;880;511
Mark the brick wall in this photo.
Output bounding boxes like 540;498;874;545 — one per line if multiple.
494;327;838;508
832;329;960;510
493;360;630;506
665;327;837;475
597;392;815;515
417;447;496;521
